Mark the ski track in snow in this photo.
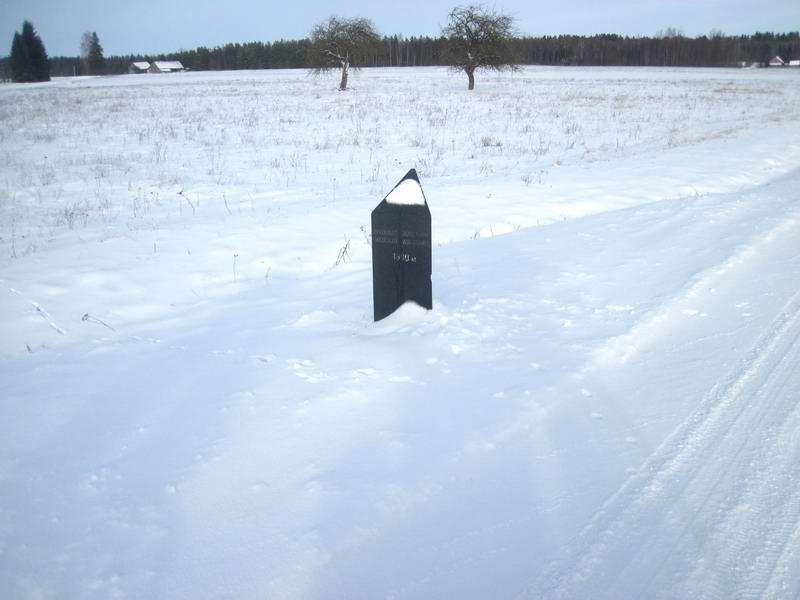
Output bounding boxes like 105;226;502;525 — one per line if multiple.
528;215;800;600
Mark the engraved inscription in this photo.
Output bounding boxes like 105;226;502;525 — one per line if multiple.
374;227;429;247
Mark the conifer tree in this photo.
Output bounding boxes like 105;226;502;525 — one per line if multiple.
9;20;50;82
9;32;26;81
81;31;106;75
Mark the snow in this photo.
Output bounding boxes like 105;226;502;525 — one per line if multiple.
385;178;426;205
1;66;800;599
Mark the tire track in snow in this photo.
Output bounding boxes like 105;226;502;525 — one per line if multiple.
678;318;800;600
764;515;800;599
525;221;800;599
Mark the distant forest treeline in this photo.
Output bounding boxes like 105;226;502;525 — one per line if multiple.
13;31;800;77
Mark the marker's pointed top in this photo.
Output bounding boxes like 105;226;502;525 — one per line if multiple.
402;168;420;183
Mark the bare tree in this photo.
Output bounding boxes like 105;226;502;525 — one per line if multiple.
80;31;93;60
308;16;380;91
442;4;518;90
656;26;685;39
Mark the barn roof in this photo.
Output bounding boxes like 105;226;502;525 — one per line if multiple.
153;61;184;70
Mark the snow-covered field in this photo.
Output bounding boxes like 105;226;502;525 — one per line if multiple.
1;66;800;599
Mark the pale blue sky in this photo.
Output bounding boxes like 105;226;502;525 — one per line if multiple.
3;0;799;56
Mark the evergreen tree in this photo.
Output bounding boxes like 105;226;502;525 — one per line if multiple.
87;32;105;74
21;20;49;81
9;32;26;81
9;21;50;82
81;31;106;75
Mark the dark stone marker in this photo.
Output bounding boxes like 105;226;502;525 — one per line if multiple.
371;169;432;321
